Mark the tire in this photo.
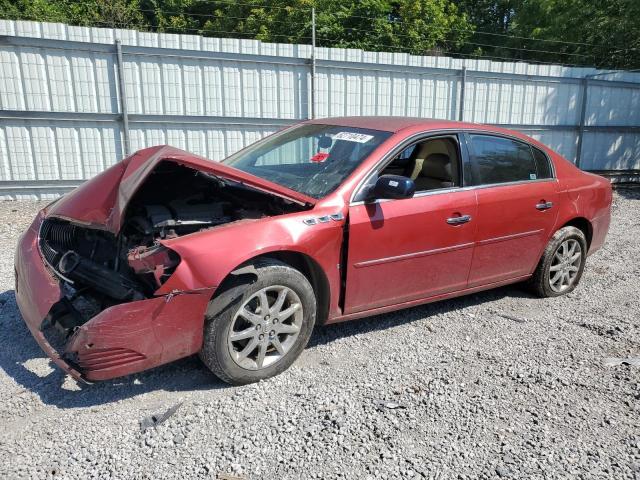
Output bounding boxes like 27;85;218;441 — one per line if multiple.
199;259;316;385
528;226;588;298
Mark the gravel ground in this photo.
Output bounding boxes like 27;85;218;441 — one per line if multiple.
0;190;639;480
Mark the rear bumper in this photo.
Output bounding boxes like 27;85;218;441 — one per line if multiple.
15;211;214;382
588;208;612;255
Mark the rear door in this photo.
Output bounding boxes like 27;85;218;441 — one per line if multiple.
463;133;560;287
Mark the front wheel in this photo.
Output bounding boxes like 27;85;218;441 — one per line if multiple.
529;226;587;298
199;259;316;385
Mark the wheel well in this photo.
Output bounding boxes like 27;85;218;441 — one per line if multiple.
562;217;593;249
218;251;331;326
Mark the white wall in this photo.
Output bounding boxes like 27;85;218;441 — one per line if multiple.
1;19;639;199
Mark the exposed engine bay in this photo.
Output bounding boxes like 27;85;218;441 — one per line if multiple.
40;161;305;333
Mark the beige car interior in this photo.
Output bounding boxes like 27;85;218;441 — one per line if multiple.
382;137;460;191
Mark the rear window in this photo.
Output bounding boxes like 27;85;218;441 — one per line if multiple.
467;135;539;185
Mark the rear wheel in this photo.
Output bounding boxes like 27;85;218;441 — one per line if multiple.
200;259;316;385
529;226;587;297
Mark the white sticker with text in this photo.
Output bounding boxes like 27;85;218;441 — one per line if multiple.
332;132;374;143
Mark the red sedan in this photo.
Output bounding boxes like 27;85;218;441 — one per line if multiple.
15;117;612;385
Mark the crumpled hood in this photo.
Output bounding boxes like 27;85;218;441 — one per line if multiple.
47;145;316;233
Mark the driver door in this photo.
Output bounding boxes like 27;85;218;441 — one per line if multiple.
343;135;478;314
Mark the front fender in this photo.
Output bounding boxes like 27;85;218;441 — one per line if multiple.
156;211;345;319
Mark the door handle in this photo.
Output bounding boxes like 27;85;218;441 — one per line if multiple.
446;214;472;225
536;201;554;211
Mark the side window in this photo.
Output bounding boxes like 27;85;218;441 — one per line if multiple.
379;145;416;177
467;135;538;185
531;146;553;179
380;137;461;192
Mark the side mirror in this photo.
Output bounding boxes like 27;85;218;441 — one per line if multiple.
370;174;416;200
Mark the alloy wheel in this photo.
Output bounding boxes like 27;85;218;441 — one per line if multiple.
549;239;582;293
227;285;303;370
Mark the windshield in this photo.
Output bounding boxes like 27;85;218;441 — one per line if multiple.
222;124;392;199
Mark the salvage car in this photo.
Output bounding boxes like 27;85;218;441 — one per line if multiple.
15;117;612;385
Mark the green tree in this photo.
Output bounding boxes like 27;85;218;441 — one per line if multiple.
144;0;473;56
452;0;640;68
508;0;640;69
454;0;515;34
0;0;146;29
0;0;67;24
2;0;640;69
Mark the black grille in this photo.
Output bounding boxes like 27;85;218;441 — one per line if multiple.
39;218;78;268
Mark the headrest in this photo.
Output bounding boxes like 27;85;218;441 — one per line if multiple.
421;153;452;181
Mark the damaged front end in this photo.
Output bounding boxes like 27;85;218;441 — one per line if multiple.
29;214;211;382
15;150;310;381
39;217;178;331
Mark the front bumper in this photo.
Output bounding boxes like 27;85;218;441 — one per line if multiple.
14;211;83;379
15;212;213;382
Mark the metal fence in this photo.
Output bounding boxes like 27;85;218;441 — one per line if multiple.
1;19;640;199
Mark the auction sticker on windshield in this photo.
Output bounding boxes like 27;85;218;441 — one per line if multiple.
332;132;374;143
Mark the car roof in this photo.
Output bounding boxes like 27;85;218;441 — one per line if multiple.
308;116;483;133
305;116;553;153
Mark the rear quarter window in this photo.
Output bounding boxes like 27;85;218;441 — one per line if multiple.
468;135;538;185
531;146;553;179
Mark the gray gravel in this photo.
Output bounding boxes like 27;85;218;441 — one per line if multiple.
1;190;639;480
